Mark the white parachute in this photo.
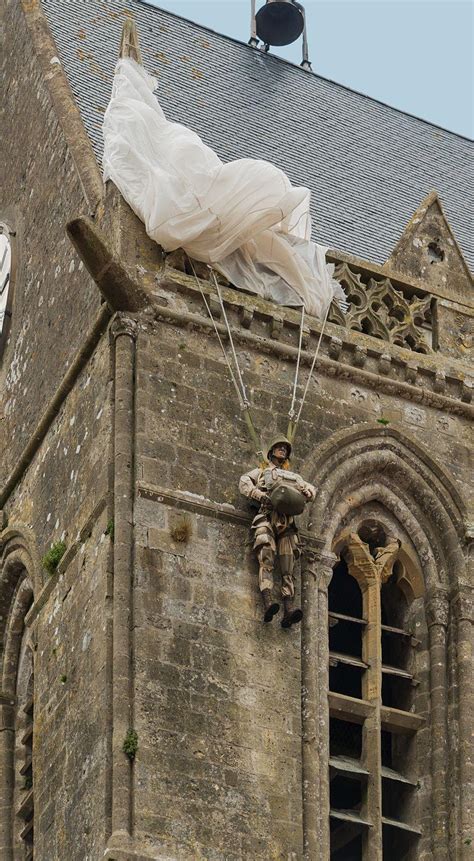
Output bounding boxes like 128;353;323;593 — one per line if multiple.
102;57;343;319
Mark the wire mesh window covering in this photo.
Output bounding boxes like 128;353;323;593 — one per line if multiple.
328;539;423;859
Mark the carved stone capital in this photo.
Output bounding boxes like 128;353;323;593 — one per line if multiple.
426;590;450;628
110;313;138;341
301;547;337;588
451;586;474;623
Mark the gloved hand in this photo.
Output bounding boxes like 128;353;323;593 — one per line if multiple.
251;488;272;509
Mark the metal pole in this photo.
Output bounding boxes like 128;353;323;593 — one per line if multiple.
249;0;258;46
300;9;312;70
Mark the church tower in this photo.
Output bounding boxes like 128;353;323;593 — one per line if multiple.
1;2;472;859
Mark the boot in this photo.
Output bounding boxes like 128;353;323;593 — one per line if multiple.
262;589;280;623
281;597;303;628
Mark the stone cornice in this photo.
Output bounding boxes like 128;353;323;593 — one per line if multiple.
147;288;474;419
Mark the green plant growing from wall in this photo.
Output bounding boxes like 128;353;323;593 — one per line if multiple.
42;541;67;576
105;518;115;541
123;729;138;761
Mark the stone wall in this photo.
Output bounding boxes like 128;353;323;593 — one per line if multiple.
2;334;112;860
0;0;102;486
127;277;472;859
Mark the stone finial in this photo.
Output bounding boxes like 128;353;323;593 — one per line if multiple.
119;19;143;65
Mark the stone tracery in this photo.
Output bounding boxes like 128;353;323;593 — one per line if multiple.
328;263;433;353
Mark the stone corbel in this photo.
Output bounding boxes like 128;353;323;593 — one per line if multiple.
353;344;367;367
378;353;392;376
433;370;446;394
328;336;342;361
405;361;418;384
270;314;283;339
239;306;253;329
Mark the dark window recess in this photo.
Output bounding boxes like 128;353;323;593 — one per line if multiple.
382;674;413;712
330;616;363;659
331;774;363;812
330;827;363;860
381;730;393;768
330;662;363;699
381;629;411;670
381;572;408;630
382;780;413;822
330;718;363;760
382;821;418;861
329;560;363;619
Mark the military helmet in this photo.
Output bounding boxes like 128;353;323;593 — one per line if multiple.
266;435;292;461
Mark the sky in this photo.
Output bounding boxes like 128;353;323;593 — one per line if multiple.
144;0;474;139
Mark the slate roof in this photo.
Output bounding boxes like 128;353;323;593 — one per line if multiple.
42;0;474;270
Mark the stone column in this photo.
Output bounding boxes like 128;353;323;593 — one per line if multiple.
343;534;400;861
356;568;382;861
426;589;449;860
451;586;473;860
301;547;336;861
109;314;138;845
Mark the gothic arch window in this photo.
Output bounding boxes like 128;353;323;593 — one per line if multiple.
328;521;425;861
0;222;15;359
13;622;35;859
0;550;35;861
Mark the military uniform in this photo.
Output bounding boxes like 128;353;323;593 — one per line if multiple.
239;460;316;600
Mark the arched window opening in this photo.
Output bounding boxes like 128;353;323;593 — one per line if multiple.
380;571;420;859
329;523;424;860
0;555;35;861
14;628;34;860
329;560;365;699
329;560;368;861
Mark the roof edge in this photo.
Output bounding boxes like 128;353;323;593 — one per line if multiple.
137;0;474;143
24;0;104;214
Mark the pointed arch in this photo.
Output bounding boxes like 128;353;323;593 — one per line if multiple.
301;422;468;591
0;525;37;861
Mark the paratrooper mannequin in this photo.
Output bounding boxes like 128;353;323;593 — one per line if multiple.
239;437;315;627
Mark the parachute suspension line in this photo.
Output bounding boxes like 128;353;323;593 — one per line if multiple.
209;268;248;406
288;300;331;444
208;267;264;460
187;256;245;408
288;304;305;422
186;255;263;461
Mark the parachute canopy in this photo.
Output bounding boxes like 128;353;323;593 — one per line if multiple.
103;58;343;319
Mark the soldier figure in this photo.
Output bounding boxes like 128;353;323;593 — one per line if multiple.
239;436;315;627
